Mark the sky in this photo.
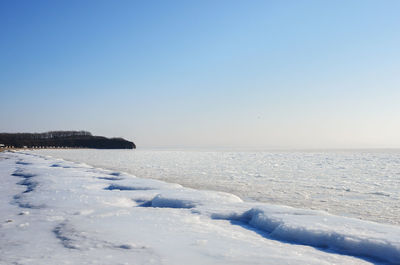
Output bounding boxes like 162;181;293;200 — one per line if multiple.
1;0;399;149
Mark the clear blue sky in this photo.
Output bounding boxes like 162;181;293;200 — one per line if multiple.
1;0;399;148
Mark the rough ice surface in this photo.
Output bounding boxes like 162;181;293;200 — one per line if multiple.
35;149;400;225
1;151;399;264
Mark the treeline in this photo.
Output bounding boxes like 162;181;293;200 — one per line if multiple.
0;131;135;149
3;131;92;140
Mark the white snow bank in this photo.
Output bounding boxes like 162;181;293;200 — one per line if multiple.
217;206;400;264
34;148;400;226
1;151;399;264
151;189;243;209
142;190;400;263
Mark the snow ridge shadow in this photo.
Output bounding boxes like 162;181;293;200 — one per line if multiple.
16;160;32;165
53;221;149;252
211;210;394;265
132;193;390;264
53;222;79;249
134;196;197;209
104;184;153;191
98;176;124;181
51;163;72;168
12;168;45;209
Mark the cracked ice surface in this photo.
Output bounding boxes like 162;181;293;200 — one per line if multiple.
35;149;400;225
0;151;399;264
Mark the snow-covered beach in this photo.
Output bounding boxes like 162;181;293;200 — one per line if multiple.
35;149;400;225
1;151;399;264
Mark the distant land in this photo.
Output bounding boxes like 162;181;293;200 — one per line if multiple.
0;131;135;149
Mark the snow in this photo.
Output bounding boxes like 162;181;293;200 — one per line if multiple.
34;149;400;225
1;151;399;264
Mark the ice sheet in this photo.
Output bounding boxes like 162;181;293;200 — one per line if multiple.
34;149;400;225
1;151;399;264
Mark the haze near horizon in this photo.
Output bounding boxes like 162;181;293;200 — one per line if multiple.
1;0;399;149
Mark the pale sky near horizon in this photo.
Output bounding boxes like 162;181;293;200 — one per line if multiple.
1;0;399;149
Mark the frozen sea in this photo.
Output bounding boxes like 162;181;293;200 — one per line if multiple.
35;149;400;225
1;150;400;264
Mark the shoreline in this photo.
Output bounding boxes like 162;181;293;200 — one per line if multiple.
32;148;400;226
1;151;399;264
